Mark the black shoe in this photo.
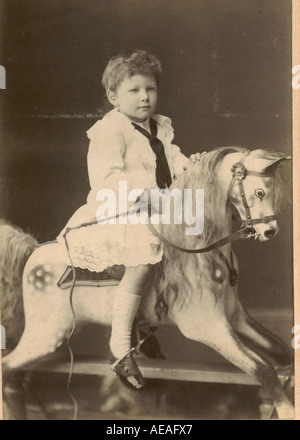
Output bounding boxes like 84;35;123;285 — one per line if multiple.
108;348;144;392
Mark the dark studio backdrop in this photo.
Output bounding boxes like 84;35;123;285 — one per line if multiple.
0;0;293;319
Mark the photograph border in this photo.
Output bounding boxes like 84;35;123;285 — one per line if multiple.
0;0;299;421
292;0;299;421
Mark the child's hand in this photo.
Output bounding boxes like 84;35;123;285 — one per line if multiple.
135;188;152;204
189;151;207;163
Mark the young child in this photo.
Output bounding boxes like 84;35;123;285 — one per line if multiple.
58;50;202;391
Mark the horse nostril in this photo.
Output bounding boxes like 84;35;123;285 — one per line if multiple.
264;229;275;238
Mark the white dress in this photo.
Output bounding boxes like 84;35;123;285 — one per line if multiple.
57;108;189;272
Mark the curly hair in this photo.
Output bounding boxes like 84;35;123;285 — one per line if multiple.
101;49;162;92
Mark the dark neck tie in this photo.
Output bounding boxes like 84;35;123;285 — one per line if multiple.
132;118;173;189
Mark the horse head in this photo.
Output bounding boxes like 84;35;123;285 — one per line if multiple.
219;149;291;242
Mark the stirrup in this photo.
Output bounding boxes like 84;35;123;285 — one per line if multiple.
108;348;144;392
134;326;157;355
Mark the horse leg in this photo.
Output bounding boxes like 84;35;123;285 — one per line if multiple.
175;313;294;419
2;290;73;419
3;251;74;386
2;371;28;420
231;302;292;367
2;309;72;420
227;250;292;367
2;317;71;383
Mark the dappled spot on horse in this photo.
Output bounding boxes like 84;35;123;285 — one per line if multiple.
212;260;226;285
27;264;55;291
48;329;69;353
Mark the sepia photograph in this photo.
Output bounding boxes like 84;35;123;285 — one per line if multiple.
0;0;298;422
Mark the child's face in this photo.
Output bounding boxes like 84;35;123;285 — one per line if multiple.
108;74;158;122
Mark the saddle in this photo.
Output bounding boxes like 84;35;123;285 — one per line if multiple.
57;264;165;359
57;265;125;289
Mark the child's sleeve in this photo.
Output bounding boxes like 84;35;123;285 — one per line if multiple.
86;121;147;205
87;126;126;194
170;143;190;177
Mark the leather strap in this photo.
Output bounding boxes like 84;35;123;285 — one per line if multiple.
146;214;249;254
218;250;239;286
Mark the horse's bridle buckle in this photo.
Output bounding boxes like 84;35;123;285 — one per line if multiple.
231;162;247;180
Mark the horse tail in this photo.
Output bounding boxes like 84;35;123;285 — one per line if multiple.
0;222;39;351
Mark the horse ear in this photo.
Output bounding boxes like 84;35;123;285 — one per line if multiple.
244;153;291;174
263;156;291;173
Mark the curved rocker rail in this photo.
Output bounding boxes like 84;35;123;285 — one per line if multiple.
19;356;294;420
22;356;293;387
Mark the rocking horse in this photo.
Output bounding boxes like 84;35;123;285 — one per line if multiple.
0;146;293;419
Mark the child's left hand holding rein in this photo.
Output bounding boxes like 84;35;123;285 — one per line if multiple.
189;151;207;163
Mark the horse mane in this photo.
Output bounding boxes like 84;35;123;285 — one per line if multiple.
154;146;288;319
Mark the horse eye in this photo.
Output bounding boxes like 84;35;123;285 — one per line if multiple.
255;188;265;200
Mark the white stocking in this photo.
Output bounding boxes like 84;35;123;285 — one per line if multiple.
110;292;141;359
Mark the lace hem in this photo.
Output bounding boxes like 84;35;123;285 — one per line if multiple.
57;220;164;272
67;243;163;272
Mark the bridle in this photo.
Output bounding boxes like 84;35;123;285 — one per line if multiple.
146;151;276;254
227;152;275;237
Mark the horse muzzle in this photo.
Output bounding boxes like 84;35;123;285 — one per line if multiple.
258;223;279;241
241;215;278;242
252;223;278;242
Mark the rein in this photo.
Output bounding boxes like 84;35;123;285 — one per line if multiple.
62;152;277;255
62;151;278;259
147;217;249;254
